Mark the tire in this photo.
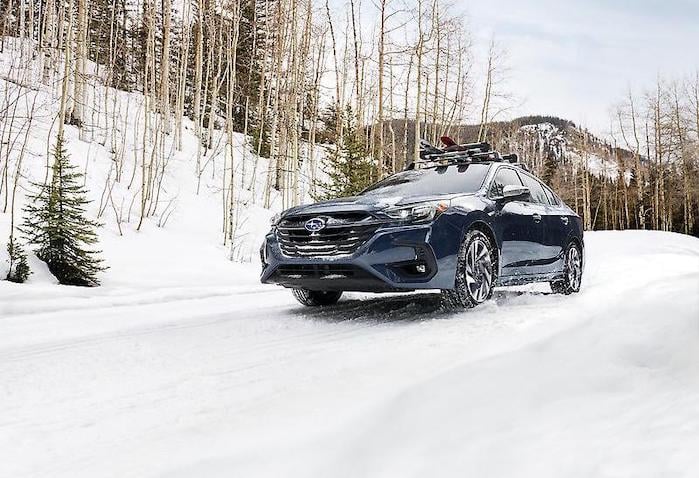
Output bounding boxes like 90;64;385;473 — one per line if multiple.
441;229;497;309
550;241;583;295
292;289;343;306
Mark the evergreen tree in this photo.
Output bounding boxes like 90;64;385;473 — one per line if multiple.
21;134;106;287
541;150;558;185
318;106;375;199
6;238;31;283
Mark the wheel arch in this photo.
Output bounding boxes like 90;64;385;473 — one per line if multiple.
464;219;500;280
565;232;585;271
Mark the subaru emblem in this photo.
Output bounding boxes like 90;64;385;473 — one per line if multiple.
304;217;326;233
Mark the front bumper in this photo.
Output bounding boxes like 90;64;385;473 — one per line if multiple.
260;223;457;292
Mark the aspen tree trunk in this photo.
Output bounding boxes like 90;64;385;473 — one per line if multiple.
439;33;452;139
690;72;699;233
57;0;75;140
193;0;204;139
376;0;386;177
324;0;342;151
174;0;191;150
388;60;396;173
412;0;427;163
628;93;644;229
137;0;157;231
41;0;56;84
225;2;241;245
264;0;285;208
250;0;271;198
431;9;440;144
205;18;224;156
308;28;327;198
582;132;592;230
8;95;37;265
349;0;362;132
654;81;667;231
478;40;495;142
71;0;87;130
643;118;658;230
161;0;172;134
0;0;11;53
402;53;413;169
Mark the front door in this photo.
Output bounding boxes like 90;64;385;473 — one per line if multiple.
497;200;546;277
488;167;545;278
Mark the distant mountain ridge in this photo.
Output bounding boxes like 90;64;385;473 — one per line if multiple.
452;115;635;181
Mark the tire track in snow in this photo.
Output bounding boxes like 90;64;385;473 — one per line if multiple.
0;285;279;318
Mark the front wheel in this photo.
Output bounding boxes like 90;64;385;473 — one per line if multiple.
550;241;583;294
441;229;496;309
292;289;343;306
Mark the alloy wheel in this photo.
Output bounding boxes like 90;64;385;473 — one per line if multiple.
464;238;493;303
567;246;582;291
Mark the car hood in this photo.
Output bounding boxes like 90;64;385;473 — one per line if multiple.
281;193;467;217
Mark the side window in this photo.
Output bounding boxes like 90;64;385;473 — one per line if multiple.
489;168;523;197
520;174;550;204
543;185;559;206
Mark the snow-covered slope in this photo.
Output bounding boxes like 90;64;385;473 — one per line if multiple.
498;118;629;181
0;38;322;284
1;230;698;478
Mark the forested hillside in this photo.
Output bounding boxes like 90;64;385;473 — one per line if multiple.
0;0;697;284
468;115;699;235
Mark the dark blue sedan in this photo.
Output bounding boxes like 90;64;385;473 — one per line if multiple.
261;143;584;308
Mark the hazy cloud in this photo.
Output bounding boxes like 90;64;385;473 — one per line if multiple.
465;0;699;134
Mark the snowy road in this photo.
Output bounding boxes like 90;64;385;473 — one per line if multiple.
1;231;699;477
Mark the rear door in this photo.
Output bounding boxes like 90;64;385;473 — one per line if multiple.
519;173;563;274
489;167;544;278
541;184;571;273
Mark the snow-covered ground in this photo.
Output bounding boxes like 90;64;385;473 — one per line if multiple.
1;230;698;478
2;38;699;478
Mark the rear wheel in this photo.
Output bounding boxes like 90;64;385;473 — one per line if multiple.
441;229;496;309
550;241;583;294
292;289;343;306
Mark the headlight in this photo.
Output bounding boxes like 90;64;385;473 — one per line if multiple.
385;200;450;223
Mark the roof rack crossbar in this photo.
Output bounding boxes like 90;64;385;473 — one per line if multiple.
414;138;524;170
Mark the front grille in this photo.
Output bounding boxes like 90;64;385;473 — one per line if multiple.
276;212;381;257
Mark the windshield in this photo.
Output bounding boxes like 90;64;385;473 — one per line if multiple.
361;163;490;197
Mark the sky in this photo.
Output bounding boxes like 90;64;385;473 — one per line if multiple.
463;0;699;135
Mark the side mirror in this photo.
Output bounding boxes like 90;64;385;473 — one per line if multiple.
501;185;529;200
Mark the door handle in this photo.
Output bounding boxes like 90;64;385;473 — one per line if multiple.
533;213;542;223
560;216;569;225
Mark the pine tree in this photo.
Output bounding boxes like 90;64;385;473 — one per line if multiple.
21;134;106;286
318;106;375;199
541;151;558;185
6;238;31;283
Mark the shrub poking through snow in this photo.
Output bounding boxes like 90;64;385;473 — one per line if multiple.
5;239;31;283
21;134;106;286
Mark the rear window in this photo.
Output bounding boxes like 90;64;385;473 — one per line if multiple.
361;163;490;197
543;185;560;206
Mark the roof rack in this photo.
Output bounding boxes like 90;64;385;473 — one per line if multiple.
410;136;523;170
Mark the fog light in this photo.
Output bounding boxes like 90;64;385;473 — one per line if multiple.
416;264;426;273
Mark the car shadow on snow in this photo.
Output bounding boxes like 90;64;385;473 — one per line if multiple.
288;289;553;323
